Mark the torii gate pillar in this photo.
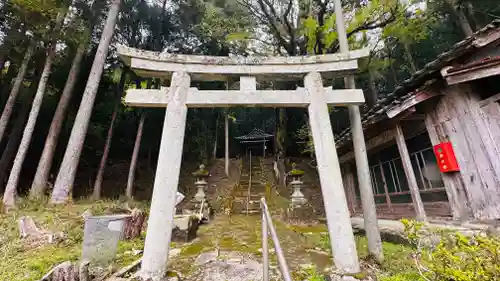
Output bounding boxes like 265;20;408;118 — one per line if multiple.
139;72;190;279
334;0;383;262
305;72;359;271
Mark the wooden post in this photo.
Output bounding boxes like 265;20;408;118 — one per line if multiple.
424;110;469;222
343;164;358;215
138;72;190;280
306;71;360;273
379;160;392;209
395;123;427;221
334;0;383;263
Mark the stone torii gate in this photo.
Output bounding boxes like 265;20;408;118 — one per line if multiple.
117;45;372;280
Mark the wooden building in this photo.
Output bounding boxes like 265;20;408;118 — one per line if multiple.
338;20;500;222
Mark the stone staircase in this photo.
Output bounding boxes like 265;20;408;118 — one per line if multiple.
232;156;266;214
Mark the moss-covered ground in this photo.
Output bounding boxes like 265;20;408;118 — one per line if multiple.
0;199;148;281
167;214;421;280
0;199;421;281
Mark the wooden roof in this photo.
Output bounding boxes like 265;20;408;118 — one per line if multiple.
336;20;500;148
235;128;274;140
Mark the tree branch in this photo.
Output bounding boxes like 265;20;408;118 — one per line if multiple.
254;0;293;54
282;0;296;54
327;9;398;53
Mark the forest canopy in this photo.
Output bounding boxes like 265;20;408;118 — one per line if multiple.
0;0;499;206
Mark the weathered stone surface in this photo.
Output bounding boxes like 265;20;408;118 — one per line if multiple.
117;44;369;65
189;251;270;281
117;44;370;81
194;251;219;266
121;33;371;280
326;274;373;281
181;201;212;223
124;88;365;108
285;205;316;222
171;215;199;242
351;217;407;244
188;259;262;281
81;210;93;220
306;71;360;273
139;71;190;280
18;216;65;247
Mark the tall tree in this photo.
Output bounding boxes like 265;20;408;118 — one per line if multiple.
30;42;87;198
92;69;126;199
30;0;107;197
0;86;35;188
0;0;64;144
444;0;474;37
0;42;35;144
126;112;145;198
3;12;65;206
51;0;122;204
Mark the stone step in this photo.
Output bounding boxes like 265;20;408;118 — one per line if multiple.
232;191;266;197
233;197;262;204
234;209;260;215
232;200;260;210
239;182;263;186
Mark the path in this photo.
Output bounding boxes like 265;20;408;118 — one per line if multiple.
166;214;333;279
232;156;267;214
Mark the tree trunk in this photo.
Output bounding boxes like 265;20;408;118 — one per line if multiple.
126;113;145;199
51;0;122;204
367;71;378;107
2;44;56;207
0;60;18;100
0;90;33;188
403;42;418;74
123;208;146;240
385;43;398;85
445;0;474;37
92;69;126;200
465;2;478;31
0;43;35;145
455;7;474;37
212;111;219;160
277;108;287;156
0;55;6;74
30;42;86;198
92;104;119;199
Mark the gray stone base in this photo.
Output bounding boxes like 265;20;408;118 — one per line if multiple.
171;215;200;243
188;251;265;281
285;204;317;222
181;201;213;223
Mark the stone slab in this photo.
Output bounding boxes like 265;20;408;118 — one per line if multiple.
124;88;365;108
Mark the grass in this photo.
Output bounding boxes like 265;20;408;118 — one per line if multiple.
0;198;149;281
300;230;421;280
354;235;421;280
0;196;423;281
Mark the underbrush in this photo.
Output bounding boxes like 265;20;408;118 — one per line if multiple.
307;219;500;281
0;198;148;281
402;219;500;281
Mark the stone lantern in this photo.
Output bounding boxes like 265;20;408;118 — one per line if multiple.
289;163;306;206
193;164;209;202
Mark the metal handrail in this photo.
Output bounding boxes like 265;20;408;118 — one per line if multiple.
247;151;252;215
261;197;292;281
